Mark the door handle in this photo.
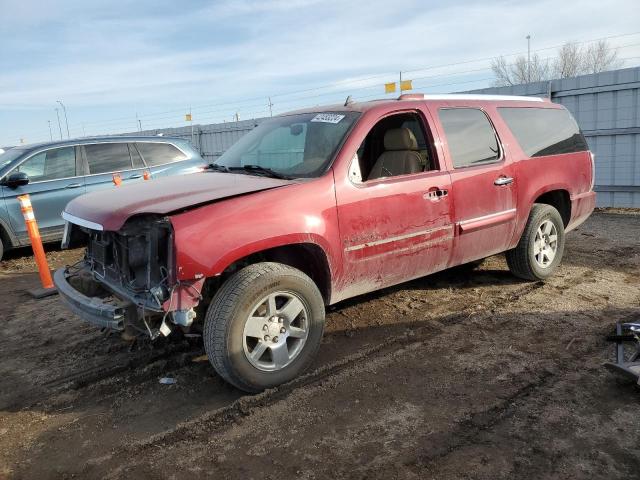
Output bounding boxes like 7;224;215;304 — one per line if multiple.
424;188;449;201
65;183;82;189
128;174;143;179
494;176;514;186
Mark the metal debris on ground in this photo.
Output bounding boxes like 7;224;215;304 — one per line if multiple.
159;377;177;385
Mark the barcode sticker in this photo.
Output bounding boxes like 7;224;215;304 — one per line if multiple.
311;113;346;124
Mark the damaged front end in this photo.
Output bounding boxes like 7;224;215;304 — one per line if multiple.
54;215;203;339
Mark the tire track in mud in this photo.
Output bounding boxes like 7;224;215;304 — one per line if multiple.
95;280;550;460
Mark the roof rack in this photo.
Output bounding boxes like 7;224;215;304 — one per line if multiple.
397;92;545;102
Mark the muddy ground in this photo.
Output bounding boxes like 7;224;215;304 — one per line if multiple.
0;210;639;479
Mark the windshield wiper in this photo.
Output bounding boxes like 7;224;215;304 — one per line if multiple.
228;165;293;180
206;163;230;173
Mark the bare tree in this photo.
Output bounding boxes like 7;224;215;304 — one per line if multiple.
553;42;583;78
491;53;550;86
583;40;623;74
491;39;624;86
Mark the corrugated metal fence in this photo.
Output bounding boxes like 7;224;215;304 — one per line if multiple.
130;66;640;208
468;66;640;208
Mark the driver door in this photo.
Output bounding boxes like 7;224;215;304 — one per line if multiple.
2;146;85;244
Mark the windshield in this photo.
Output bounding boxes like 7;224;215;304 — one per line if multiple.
214;112;360;178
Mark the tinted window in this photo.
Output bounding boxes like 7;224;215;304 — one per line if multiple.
439;108;500;168
85;143;132;174
498;107;588;157
129;144;145;168
16;147;76;181
136;143;187;167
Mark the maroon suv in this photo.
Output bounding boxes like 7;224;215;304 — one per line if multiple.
55;93;596;392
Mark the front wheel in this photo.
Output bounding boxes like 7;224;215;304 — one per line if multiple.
506;204;566;281
203;262;325;393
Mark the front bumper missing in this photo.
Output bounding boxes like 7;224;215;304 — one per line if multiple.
53;267;131;331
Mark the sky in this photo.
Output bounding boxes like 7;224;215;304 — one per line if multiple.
1;0;639;146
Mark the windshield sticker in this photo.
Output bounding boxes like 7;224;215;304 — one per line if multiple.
311;113;346;124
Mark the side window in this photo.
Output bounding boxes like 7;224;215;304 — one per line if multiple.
439;108;500;168
129;144;145;168
135;143;187;167
498;107;588;157
358;112;434;182
16;147;76;181
85;143;133;174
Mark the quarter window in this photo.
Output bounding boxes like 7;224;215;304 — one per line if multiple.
85;143;133;174
135;143;187;167
439;108;500;168
498;107;588;157
16;147;76;181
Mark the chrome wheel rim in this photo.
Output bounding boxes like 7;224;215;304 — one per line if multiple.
533;219;558;268
242;291;309;372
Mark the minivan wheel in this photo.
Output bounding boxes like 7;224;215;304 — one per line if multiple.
203;262;325;393
506;204;565;281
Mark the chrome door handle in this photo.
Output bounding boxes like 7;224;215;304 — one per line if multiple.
494;176;514;186
128;174;143;179
65;183;82;189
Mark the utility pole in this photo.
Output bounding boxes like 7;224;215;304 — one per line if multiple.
190;106;194;144
48;120;53;141
268;97;273;117
55;108;63;140
136;113;142;132
526;35;531;83
56;100;70;138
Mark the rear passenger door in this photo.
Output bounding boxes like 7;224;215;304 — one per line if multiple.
430;105;518;266
82;142;145;194
134;141;192;177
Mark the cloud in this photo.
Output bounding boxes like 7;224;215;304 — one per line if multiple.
0;0;639;143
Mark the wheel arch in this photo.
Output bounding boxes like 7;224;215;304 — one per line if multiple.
204;240;333;305
532;188;571;227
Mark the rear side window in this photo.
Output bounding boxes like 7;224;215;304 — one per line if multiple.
135;142;187;167
439;108;500;168
85;143;133;174
498;107;588;157
16;147;76;181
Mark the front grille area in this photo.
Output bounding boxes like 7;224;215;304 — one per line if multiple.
85;216;173;307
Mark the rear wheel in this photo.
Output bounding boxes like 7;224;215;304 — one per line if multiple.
506;204;565;281
0;236;4;262
204;262;325;392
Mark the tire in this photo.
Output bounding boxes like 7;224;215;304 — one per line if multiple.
204;262;325;393
506;204;566;281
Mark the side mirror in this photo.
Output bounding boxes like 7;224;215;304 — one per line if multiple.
0;171;30;188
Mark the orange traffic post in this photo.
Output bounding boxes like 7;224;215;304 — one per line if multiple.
17;195;57;298
143;170;151;180
112;172;122;186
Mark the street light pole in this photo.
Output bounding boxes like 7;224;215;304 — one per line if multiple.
48;120;53;141
526;35;531;83
54;108;63;140
56;100;70;138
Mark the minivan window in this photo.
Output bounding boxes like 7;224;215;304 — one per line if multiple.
15;147;76;182
136;142;187;167
498;107;588;157
439;108;500;168
85;143;132;174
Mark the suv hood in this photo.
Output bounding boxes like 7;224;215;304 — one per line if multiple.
64;172;296;231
